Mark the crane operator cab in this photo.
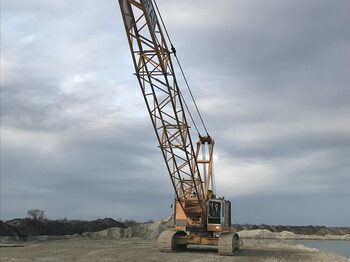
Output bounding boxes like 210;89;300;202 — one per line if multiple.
207;199;232;232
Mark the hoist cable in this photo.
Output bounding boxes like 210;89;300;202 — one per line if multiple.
173;55;209;136
179;90;201;136
152;0;210;137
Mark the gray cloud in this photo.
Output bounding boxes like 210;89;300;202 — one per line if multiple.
1;0;349;226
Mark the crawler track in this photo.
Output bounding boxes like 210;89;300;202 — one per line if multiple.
158;230;188;252
157;230;178;252
218;233;240;256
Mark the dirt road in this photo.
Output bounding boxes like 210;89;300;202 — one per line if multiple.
0;238;347;262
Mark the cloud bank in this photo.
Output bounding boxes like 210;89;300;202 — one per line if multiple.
1;0;349;226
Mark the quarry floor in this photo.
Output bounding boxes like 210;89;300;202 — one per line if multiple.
0;238;348;262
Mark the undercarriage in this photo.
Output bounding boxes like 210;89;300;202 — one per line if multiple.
158;230;241;256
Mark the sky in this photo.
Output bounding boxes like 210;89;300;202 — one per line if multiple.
1;0;349;226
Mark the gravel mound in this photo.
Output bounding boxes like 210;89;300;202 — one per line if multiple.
0;218;126;239
233;224;350;236
0;221;20;238
83;216;174;240
2;217;349;243
238;229;350;240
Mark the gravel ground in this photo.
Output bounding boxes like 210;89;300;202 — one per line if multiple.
0;238;348;262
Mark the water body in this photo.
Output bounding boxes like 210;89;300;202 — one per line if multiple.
284;239;350;258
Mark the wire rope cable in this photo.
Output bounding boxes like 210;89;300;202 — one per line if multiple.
179;90;201;136
153;0;210;137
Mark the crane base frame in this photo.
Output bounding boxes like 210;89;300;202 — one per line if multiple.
158;230;241;256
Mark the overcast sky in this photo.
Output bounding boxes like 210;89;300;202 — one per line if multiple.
1;0;349;226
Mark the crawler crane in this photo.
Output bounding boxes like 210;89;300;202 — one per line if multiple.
118;0;240;255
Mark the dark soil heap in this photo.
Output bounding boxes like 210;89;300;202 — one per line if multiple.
0;218;126;239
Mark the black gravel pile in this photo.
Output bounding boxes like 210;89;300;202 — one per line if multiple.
0;218;127;239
